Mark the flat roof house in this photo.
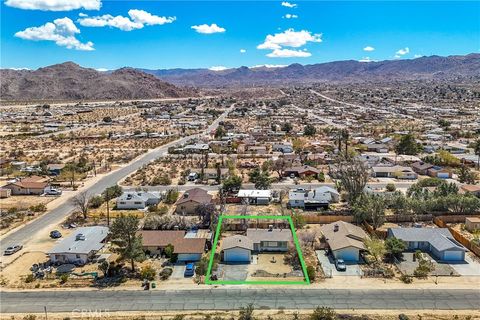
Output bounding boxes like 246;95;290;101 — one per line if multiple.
388;228;467;261
116;191;161;210
48;226;109;265
3;180;48;195
284;165;320;178
237;189;272;205
175;188;213;215
371;166;417;180
319;221;368;262
288;186;339;210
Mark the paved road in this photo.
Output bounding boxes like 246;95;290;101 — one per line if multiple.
0;104;235;251
125;181;415;192
1;288;479;313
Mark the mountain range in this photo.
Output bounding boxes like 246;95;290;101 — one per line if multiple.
1;54;479;101
141;53;480;87
0;62;196;102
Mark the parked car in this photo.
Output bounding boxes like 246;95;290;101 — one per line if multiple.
335;259;346;271
184;263;195;277
4;244;23;255
45;188;62;196
50;230;62;239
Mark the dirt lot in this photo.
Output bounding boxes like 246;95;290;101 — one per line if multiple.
0;195;55;210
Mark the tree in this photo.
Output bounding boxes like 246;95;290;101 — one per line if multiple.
303;124;317;136
444;194;480;214
254;171;271;190
102;185;123;200
164;188;179;204
364;237;386;264
71;192;91;219
457;165;477;184
352;194;386;230
196;203;217;228
99;260;110;278
395;134;422;155
110;214;145;271
214;126;226;139
249;167;261;183
473;139;480;169
88;195;104;209
330;157;369;204
309;307;337;320
384;237;406;260
385;183;396;192
273;158;287;179
222;175;242;193
432;181;458;197
281;122;293;133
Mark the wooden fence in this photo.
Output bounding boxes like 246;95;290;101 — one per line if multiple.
433;216;480;258
303;215;354;224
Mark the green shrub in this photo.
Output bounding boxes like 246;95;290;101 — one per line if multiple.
400;274;413;283
59;273;69;284
25;274;35;283
89;195;104;208
159;268;173;280
309;307;336;320
306;265;316;281
140;265;156;281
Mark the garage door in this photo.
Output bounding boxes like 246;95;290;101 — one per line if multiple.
443;250;464;261
437;172;450;179
224;248;250;262
334;247;359;262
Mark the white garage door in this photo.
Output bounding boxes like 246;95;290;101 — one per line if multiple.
224;248;250;262
443;250;464;261
437;172;450;179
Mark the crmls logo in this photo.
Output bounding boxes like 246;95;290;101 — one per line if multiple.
71;309;111;318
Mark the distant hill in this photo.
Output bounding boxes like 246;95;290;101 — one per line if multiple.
141;53;480;87
0;62;197;102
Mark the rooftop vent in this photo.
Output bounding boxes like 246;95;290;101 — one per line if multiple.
268;225;273;231
333;224;339;232
183;192;189;199
75;233;85;241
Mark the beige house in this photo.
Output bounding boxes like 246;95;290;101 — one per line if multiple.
175;188;213;215
465;217;480;232
319;221;368;262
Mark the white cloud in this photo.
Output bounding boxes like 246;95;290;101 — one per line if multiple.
209;66;228;71
281;2;297;8
266;48;311;58
363;46;375;52
284;14;298;19
191;23;226;34
95;68;109;72
8;67;31;70
78;9;175;31
257;28;322;50
359;57;374;62
15;17;94;51
5;0;101;11
414;54;423;58
394;47;410;58
250;64;287;69
240;49;246;53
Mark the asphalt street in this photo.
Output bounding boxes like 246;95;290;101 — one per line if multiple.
1;288;479;313
0;103;235;251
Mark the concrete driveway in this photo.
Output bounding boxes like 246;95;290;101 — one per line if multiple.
449;254;480;276
217;263;248;281
171;264;186;279
316;250;363;277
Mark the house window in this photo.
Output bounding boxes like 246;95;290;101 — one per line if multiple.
134;202;142;205
76;254;81;259
266;241;278;247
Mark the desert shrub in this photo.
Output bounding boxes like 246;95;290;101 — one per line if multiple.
309;307;336;320
23;315;37;320
398;314;410;320
386;183;396;192
195;256;210;276
59;273;69;284
25;274;35;283
306;265;316;281
238;303;255;320
400;274;413;283
159;267;173;280
89;195;104;208
140;265;156;281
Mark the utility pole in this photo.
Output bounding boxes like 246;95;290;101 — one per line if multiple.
106;189;110;227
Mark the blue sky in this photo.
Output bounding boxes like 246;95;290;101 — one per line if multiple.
1;1;479;70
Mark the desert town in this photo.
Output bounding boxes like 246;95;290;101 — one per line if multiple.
1;82;479;308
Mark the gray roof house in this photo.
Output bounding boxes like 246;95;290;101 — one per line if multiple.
48;226;109;264
387;228;467;261
246;228;292;252
221;235;254;263
116;191;162;210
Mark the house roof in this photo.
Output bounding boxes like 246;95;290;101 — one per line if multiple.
388;228;467;252
246;228;292;244
7;181;48;189
461;185;480;193
222;235;254;251
286;165;320;174
173;238;206;254
237;189;271;198
48;226;108;255
118;191;161;202
319;221;367;251
411;161;434;171
176;188;212;205
372;165;414;173
137;230;185;247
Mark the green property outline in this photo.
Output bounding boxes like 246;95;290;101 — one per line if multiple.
205;215;310;285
